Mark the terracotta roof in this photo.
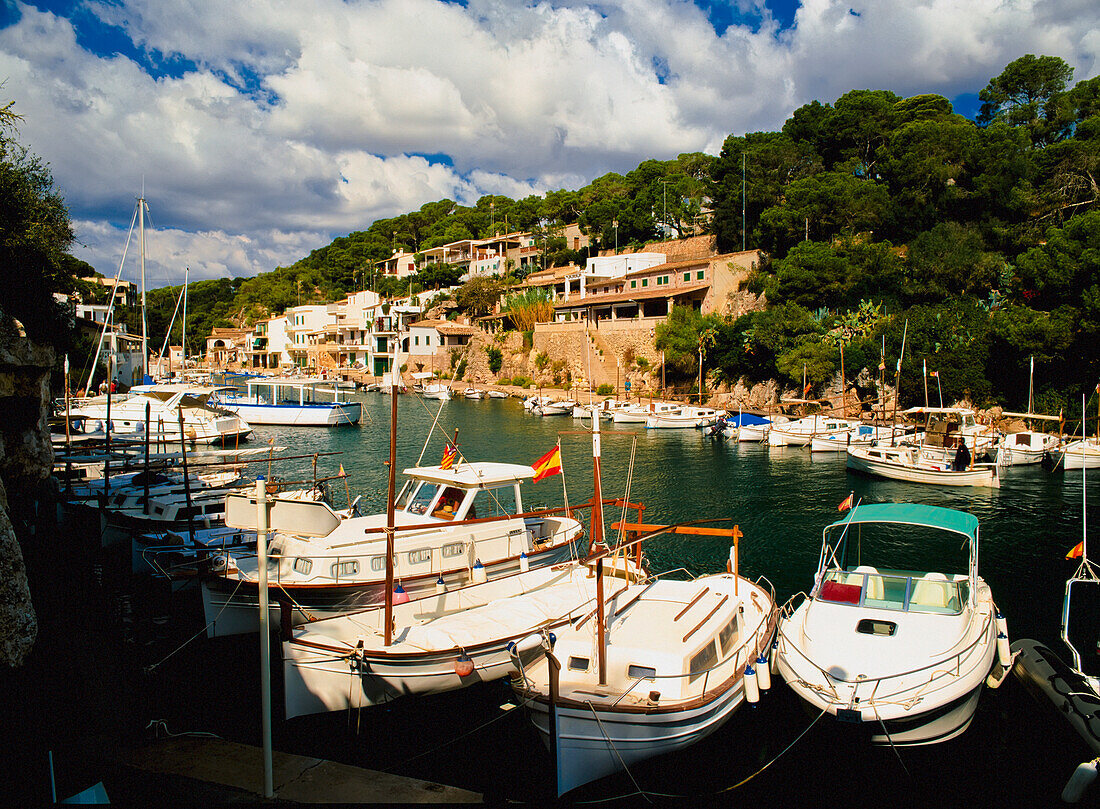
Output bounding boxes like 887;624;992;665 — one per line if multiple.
554;283;710;309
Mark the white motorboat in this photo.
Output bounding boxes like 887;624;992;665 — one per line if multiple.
463;388;485;400
809;423;916;452
67;386;252;445
775;502;1005;746
523;395;554;411
997;429;1061;466
514;542;777;795
282;554;644;718
200;461;586;636
846;443;1000;487
1060;437;1100;470
214;378;361;426
737;414;787;442
486;389;509;399
767;414;857;447
646;406;720;429
412;373;451;400
610;401;679;425
533;400;574;416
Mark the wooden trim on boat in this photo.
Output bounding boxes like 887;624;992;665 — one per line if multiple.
682;594;728;643
674;587;710;621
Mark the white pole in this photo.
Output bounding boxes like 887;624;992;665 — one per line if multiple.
139;194;149;381
255;477;274;798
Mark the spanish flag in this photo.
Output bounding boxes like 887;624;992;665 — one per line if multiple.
1067;541;1084;560
532;446;563;483
838;493;854;512
441;445;457;470
338;464;347;477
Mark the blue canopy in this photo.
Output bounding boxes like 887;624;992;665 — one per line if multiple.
726;413;771;427
825;502;979;541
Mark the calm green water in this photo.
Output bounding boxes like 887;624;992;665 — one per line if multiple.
218;393;1098;802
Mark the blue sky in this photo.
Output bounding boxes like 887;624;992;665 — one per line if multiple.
1;0;1096;285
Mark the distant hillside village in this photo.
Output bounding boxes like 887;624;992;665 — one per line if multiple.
74;226;762;395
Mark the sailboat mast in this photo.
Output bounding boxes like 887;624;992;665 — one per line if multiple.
592;415;607;685
139;193;149;381
384;366;398;646
182;267;189;372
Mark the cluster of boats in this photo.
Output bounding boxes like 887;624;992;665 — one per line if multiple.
50;376;1100;799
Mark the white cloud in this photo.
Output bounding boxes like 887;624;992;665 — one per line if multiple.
1;0;1097;283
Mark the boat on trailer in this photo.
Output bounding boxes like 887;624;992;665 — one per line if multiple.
774;502;1008;746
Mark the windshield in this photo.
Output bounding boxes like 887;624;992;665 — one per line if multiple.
405;482;442;516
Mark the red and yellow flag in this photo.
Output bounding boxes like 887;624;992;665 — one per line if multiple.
838;493;854;512
532;446;563;483
338;464;347;477
440;445;457;470
1067;541;1084;560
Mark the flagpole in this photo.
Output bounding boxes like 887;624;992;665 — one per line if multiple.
923;358;929;408
557;437;569;516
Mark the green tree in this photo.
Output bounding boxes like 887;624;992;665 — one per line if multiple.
977;54;1075;146
0;104;76;346
455;276;504;316
654;306;722;377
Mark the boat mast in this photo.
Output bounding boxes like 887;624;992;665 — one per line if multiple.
139;190;149;382
591;414;607;686
182;267;189;373
384;328;400;646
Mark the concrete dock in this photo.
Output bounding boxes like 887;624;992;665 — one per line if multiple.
93;735;482;803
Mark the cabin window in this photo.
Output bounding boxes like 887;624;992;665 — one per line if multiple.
395;480;413;509
689;642;719;683
407;482;441;515
408;548;432;565
568;656;589;671
857;619;897;636
432;486;466;519
442;542;466;558
293;558;313;575
628;664;657;681
467;487;514;518
370;556;386;572
331;560;359;578
718;616;739;656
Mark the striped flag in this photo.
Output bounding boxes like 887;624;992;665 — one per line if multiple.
929;370;939;378
1067;541;1084;560
532;446;563;483
838;493;854;512
440;445;457;470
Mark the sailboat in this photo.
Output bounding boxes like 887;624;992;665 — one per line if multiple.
999;358;1063;466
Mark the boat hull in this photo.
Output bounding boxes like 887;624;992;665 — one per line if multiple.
1011;638;1100;754
220;401;361;426
526;674;749;796
846;447;999;487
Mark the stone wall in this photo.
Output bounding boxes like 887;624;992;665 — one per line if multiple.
0;336;53;668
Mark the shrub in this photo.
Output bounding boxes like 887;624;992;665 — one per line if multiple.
597;383;615;395
522;330;534;350
511;375;533;388
636;356;649;369
455;359;467;379
562;382;572;391
486;346;503;374
534;352;550;370
497;377;511;386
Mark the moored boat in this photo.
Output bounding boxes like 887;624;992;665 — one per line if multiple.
214;378;361;426
846;443;1000;487
774;502;1006;746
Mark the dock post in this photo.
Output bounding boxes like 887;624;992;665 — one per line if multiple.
255;477;274;798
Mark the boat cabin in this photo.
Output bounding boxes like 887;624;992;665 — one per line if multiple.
817;567;968;616
905;407;980;449
394;462;531;522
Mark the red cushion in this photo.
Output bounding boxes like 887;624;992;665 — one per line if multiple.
820;580;862;604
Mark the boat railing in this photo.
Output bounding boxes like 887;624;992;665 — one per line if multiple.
777;609;995;705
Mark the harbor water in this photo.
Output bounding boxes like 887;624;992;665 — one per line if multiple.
60;392;1100;803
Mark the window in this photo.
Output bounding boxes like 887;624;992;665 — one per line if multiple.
442;542;466;558
697;270;705;280
718;616;738;655
689;642;718;682
406;482;442;515
568;656;589;671
684;272;690;282
370;556;386;572
432;486;466;519
408;548;432;565
293;558;313;575
857;619;897;636
331;560;359;578
641;278;648;288
630;280;636;289
627;664;657;681
414;336;419;346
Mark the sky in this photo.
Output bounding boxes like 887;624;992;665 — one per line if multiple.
1;0;1097;289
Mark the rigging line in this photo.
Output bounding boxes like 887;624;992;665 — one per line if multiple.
143;576;246;673
714;705;831;794
583;701;653;804
871;702;911;778
379;692;539;774
84;202;140;394
414;340;474;467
